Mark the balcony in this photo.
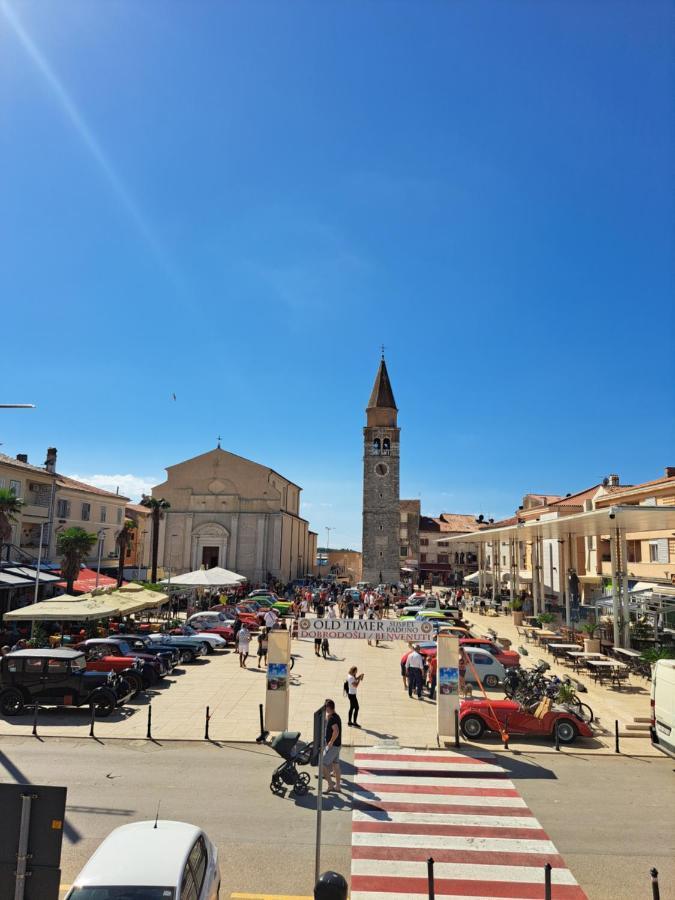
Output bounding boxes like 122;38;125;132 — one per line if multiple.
22;490;50;519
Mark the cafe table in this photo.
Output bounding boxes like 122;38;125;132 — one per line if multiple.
587;659;629;685
546;643;580;659
565;650;606;671
613;647;641;660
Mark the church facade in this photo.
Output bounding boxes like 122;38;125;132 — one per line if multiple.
152;447;316;584
361;357;401;586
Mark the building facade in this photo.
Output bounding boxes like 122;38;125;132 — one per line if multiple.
399;503;480;586
362;357;400;586
316;548;363;583
0;449;129;567
153;447;314;585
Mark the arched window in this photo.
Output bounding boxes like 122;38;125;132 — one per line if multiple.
460;552;465;564
372;438;381;455
382;438;390;456
454;552;459;564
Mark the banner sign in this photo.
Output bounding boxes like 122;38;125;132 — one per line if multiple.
298;618;434;641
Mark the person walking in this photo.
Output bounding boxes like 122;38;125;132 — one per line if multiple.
237;623;251;668
256;627;269;668
427;653;437;700
405;645;425;699
345;666;364;727
321;699;342;792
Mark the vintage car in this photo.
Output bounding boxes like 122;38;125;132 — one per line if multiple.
92;636;179;672
187;612;237;642
459;637;520;669
125;633;204;664
162;625;227;651
459;697;594;744
0;649;133;717
76;639;166;685
247;591;293;614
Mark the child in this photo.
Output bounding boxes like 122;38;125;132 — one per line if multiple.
321;636;330;659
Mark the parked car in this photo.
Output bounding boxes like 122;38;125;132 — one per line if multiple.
64;819;220;899
460;697;593;744
154;626;227;653
187;612;236;642
460;637;520;669
463;646;506;688
247;591;292;614
651;658;675;759
0;649;133;718
79;645;160;690
76;639;166;684
121;633;204;665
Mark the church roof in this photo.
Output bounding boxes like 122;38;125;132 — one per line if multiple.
367;358;397;410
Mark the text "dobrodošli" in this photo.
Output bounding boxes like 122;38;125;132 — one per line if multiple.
297;618;434;641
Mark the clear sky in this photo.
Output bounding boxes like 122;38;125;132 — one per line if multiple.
2;0;674;550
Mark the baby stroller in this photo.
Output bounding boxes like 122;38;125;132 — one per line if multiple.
268;731;312;796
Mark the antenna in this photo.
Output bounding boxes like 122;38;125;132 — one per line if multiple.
154;800;161;828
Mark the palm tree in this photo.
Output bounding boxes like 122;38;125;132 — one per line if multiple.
141;495;171;583
115;518;136;587
57;527;97;593
0;488;23;560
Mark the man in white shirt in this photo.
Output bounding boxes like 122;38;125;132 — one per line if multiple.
264;608;278;630
405;645;425;699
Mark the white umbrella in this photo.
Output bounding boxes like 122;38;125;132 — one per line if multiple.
160;566;246;587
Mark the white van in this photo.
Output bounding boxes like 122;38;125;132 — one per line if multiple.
650;659;675;759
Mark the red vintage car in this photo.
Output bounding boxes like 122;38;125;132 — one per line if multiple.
459;698;593;744
460;638;520;668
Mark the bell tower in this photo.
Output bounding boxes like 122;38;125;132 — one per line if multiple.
362;354;400;586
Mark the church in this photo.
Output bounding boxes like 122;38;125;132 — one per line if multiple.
362;356;401;585
152;447;316;584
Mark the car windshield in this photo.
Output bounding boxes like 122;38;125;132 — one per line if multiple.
71;656;87;673
68;888;175;899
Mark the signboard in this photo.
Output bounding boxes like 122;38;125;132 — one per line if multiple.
298;618;434;641
439;666;459;696
264;629;291;732
266;662;288;692
436;633;460;740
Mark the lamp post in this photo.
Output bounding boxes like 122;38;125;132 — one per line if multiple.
33;522;45;606
95;528;107;589
325;527;332;581
167;534;179;615
137;530;148;581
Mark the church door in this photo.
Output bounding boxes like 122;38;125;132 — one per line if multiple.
201;546;219;569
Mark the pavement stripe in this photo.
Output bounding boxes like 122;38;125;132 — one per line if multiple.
355;782;520;797
353;790;527;807
355;752;496;764
357;761;505;774
352;832;559;853
352;845;566;868
354;748;497;760
353;810;540;827
351;859;578;883
353;774;511;789
352;821;551;840
354;799;534;816
350;878;587;899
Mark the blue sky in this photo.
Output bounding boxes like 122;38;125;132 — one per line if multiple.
1;0;673;550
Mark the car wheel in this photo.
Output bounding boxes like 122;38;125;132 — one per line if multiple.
484;674;499;688
124;673;144;696
554;719;577;744
180;649;194;664
0;689;25;717
92;693;115;718
461;714;485;740
201;642;211;655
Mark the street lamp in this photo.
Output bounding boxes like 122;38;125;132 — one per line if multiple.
95;528;107;589
137;530;148;581
325;527;332;581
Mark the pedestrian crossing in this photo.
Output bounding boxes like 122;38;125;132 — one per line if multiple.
350;747;587;900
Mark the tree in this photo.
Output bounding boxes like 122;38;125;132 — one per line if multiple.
57;527;97;593
0;487;23;559
115;518;137;587
141;495;171;583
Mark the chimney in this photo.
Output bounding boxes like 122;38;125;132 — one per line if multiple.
16;453;28;463
608;474;620;487
45;447;57;473
665;467;675;478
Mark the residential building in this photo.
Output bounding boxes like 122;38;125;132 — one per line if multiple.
399;502;480;586
0;449;128;567
153;446;315;584
316;548;362;583
123;503;153;576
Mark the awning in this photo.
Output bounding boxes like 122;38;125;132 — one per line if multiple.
55;568;120;592
4;595;121;622
0;573;34;589
160;566;246;587
93;585;169;615
5;567;61;584
629;581;657;594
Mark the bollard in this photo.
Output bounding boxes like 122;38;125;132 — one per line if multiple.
554;722;560;752
427;856;435;900
314;870;348;900
615;719;620;754
89;703;96;738
146;703;152;740
204;706;210;741
454;709;460;749
31;703;38;738
503;731;509;751
544;862;552;900
651;867;660;900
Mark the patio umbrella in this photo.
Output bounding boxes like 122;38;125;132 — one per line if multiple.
159;566;246;587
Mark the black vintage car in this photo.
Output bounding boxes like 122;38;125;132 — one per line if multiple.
0;648;133;718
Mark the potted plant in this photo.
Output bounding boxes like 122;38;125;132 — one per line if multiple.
511;597;524;626
581;620;601;653
537;612;555;628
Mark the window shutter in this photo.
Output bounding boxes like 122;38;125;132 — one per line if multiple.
656;538;668;564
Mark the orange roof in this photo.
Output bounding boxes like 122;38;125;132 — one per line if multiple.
126;503;151;514
420;513;480;534
548;484;603;509
56;474;129;501
483;515;519;528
